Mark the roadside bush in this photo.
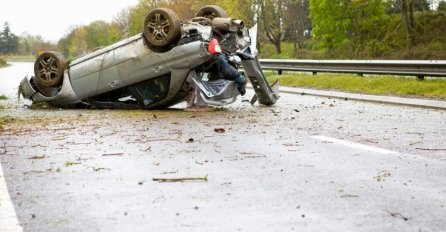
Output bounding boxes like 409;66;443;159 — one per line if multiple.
260;11;446;60
0;57;7;67
363;40;391;58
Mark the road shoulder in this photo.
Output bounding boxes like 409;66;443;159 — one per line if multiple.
280;86;446;110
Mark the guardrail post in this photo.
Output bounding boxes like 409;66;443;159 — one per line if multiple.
278;69;283;75
417;75;425;81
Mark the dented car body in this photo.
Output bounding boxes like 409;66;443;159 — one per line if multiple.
20;6;279;109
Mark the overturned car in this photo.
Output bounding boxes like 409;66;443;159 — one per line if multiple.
20;5;279;109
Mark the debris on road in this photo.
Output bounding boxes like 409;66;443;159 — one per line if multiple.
415;147;446;151
374;170;391;182
101;153;124;156
28;155;46;159
152;175;208;183
65;161;82;166
214;128;225;133
384;210;411;221
92;167;111;172
52;136;66;141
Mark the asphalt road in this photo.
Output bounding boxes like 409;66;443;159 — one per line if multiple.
1;63;446;231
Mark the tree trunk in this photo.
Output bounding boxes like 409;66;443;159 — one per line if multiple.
409;0;415;29
274;42;282;54
401;0;416;46
293;36;298;55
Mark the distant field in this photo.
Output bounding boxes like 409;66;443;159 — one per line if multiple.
266;72;446;99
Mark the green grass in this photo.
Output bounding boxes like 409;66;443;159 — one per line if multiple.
0;57;8;68
1;54;36;62
258;42;318;59
0;115;14;123
0;115;15;131
266;72;446;99
0;95;7;110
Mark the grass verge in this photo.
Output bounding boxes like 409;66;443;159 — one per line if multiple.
2;55;36;62
0;95;7;110
266;72;446;99
0;115;15;131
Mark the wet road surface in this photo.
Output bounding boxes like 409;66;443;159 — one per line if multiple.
1;62;446;231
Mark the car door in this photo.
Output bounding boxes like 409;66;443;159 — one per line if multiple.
113;37;168;86
96;50;124;95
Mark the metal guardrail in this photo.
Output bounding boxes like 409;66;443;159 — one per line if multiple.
258;59;446;79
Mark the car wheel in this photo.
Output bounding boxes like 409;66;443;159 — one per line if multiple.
195;5;228;20
143;8;181;53
34;51;65;88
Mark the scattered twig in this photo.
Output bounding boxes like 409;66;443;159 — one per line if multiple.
28;155;46;160
244;155;266;159
52;136;66;141
160;170;179;175
146;139;182;143
240;151;266;159
102;153;124;156
67;142;92;145
93;167;111;172
13;127;76;134
195;160;205;165
415;147;446;151
65;161;82;166
384;210;411;221
153;175;208;183
340;194;359;198
22;170;46;175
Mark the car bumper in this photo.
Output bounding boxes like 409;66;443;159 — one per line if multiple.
20;75;82;106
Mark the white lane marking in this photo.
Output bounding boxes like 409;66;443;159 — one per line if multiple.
312;135;399;154
0;165;22;232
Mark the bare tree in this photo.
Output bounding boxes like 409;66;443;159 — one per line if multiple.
286;0;311;53
260;0;286;54
113;8;131;38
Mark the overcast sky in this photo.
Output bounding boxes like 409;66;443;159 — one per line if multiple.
0;0;139;42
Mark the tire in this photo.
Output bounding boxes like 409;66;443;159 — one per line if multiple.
34;51;65;88
195;5;228;20
143;8;181;53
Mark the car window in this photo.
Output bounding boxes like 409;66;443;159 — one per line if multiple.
129;74;171;107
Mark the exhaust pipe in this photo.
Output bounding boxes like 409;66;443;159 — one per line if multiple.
211;17;244;32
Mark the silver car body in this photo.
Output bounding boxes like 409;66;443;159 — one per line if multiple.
20;19;278;109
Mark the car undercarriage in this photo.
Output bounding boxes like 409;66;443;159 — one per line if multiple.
20;5;279;110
